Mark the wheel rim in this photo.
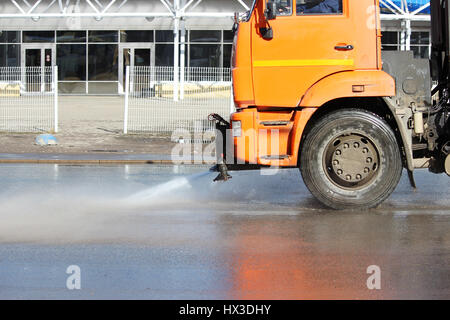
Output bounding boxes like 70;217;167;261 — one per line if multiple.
323;133;380;190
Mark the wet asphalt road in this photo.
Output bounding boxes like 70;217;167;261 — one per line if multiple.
0;164;449;299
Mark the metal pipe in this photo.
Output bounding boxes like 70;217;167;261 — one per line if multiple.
11;0;26;14
54;66;59;133
380;14;430;21
102;0;117;13
85;0;100;14
180;17;186;100
124;66;130;134
236;0;249;10
0;12;174;18
27;0;43;14
181;0;195;12
160;0;174;13
411;3;430;15
173;0;180;102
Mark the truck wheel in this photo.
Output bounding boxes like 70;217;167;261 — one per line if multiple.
300;109;403;210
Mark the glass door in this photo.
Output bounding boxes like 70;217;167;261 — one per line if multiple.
119;44;154;94
22;44;55;92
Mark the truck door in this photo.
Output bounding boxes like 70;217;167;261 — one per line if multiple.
252;0;378;107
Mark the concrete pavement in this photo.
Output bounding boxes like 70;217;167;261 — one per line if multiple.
0;96;184;156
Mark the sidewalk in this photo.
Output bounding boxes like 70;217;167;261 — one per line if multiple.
0;96;215;164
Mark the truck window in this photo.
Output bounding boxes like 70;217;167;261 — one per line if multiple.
276;0;293;16
296;0;343;15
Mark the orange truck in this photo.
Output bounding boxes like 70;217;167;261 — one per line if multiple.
210;0;449;209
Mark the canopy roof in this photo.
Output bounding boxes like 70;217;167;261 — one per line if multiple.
380;0;431;14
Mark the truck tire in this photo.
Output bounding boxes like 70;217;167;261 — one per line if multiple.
300;109;403;210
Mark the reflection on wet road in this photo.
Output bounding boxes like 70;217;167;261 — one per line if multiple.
0;164;449;299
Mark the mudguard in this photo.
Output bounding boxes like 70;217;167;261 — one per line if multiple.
299;70;396;107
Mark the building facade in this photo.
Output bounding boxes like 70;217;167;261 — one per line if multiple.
0;0;432;95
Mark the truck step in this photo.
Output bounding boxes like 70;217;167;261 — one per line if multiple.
260;155;290;160
260;121;290;127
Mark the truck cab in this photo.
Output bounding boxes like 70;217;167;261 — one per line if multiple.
211;0;449;210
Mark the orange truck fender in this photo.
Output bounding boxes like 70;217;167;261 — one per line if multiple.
299;70;396;107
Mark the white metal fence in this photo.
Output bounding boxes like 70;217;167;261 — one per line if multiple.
124;66;232;134
0;66;58;133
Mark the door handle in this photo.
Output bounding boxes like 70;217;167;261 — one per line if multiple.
335;44;354;51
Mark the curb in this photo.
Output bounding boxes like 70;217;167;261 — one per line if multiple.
0;159;215;165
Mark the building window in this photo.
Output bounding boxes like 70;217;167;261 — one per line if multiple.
185;30;232;68
223;44;232;69
155;44;174;67
88;44;118;81
120;30;154;43
56;31;87;94
88;31;118;43
154;30;174;67
0;44;20;67
57;44;86;81
156;30;174;42
190;30;221;43
23;31;55;43
411;31;431;59
381;30;430;59
87;31;119;94
57;31;87;43
189;44;221;67
381;31;399;51
223;31;234;43
0;31;20;43
0;31;21;67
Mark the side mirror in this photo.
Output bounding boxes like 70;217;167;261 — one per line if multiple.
261;27;273;40
265;1;277;20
